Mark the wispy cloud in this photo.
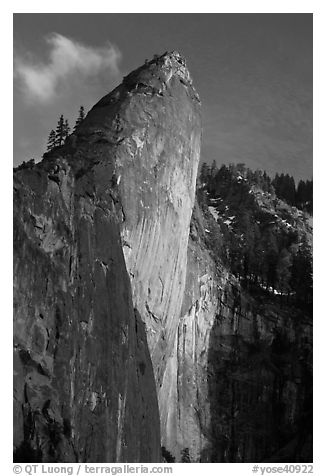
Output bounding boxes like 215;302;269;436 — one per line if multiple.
14;33;121;103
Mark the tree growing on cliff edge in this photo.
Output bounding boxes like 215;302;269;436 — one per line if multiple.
296;179;313;214
63;119;70;141
55;114;66;147
46;129;56;151
73;106;85;131
46;116;70;153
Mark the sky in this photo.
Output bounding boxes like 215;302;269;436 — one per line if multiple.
13;13;313;180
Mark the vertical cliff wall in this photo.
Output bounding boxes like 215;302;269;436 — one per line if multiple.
160;203;312;462
13;51;201;463
14;156;161;462
73;51;201;421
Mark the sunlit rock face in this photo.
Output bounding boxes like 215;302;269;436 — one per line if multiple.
13;158;161;463
74;51;202;423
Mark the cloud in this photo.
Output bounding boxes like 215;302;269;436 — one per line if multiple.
14;33;121;103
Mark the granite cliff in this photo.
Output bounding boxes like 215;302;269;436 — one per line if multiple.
13;139;161;462
13;51;201;463
13;52;312;463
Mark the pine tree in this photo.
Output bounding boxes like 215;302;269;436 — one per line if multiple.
47;129;56;151
272;173;296;206
210;159;217;178
199;162;210;184
55;114;65;147
63;119;70;141
296;180;305;208
73;106;85;131
305;180;313;214
272;173;280;197
291;239;313;305
288;176;296;206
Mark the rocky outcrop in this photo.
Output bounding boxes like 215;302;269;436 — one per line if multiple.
13;51;201;463
76;51;201;376
13;156;161;462
73;51;201;427
160;202;312;462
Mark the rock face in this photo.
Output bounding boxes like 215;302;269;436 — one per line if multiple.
73;51;201;429
13;51;201;463
160;202;312;462
13;156;161;462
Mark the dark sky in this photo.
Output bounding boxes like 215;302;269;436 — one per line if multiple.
13;13;312;180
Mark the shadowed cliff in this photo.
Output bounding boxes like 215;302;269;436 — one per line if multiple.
159;181;312;462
